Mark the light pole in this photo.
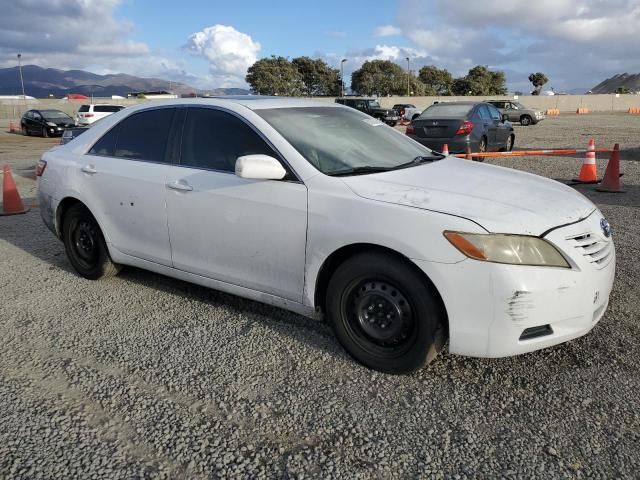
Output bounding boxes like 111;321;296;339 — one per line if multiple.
17;53;25;98
406;57;410;97
340;58;347;97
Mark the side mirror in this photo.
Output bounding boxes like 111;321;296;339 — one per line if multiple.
235;154;287;180
502;114;509;122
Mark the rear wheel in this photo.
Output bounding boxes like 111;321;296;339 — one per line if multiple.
520;115;532;126
62;204;121;280
21;125;29;136
326;252;445;374
478;136;487;152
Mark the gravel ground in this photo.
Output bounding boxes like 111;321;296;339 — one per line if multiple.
1;114;639;479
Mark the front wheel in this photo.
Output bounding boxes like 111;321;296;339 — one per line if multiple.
62;204;121;280
326;252;446;374
41;127;49;138
520;115;532;126
386;120;397;127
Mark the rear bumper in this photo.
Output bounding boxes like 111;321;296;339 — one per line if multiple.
412;212;615;358
406;134;477;153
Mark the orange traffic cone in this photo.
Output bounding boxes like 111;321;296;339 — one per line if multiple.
572;138;598;184
596;144;624;193
442;144;449;156
1;165;30;215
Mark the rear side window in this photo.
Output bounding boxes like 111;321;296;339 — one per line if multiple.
180;108;278;172
94;105;122;113
487;105;502;120
88;108;175;161
78;105;90;112
478;105;492;120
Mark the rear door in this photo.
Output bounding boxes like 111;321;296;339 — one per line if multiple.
478;105;497;147
488;104;510;146
81;107;177;265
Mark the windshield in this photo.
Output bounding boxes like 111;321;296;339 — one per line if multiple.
420;104;472;118
41;110;72;121
257;107;435;175
514;102;527;109
367;100;381;109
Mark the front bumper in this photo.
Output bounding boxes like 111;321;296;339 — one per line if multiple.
413;211;615;357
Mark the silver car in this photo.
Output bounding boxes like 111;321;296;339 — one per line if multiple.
486;100;545;126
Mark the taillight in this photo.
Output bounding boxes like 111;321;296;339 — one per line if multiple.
455;120;474;136
406;124;416;135
36;160;47;177
85;113;94;117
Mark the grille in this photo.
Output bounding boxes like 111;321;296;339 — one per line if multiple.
565;232;613;269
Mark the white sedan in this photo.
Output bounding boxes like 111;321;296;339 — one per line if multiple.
36;97;615;374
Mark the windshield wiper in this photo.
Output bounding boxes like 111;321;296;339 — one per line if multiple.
391;154;445;170
326;166;393;177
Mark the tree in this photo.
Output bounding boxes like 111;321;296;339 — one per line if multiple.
418;65;453;95
291;57;340;96
528;72;548;95
615;86;632;94
245;56;304;96
351;60;408;96
451;77;472;96
465;65;507;95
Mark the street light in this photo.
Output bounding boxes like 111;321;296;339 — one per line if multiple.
406;57;410;97
340;58;347;97
17;53;25;99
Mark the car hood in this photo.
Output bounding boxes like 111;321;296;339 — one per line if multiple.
341;157;595;236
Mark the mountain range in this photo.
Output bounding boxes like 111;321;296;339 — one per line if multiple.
0;65;250;98
591;73;640;94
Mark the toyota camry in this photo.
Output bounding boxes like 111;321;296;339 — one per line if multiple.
36;97;615;374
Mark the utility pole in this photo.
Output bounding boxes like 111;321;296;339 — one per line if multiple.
406;57;410;97
17;53;25;98
341;58;347;97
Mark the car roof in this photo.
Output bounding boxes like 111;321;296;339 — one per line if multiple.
154;96;341;110
430;101;484;106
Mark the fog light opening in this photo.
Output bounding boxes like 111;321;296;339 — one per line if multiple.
519;324;554;341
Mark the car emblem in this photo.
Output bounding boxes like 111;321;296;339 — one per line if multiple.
432;121;438;126
600;218;611;238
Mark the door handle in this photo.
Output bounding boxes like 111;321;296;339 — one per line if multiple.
81;165;97;174
167;180;193;192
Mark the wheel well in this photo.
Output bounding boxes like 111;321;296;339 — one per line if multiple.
412;113;420;120
56;197;83;238
314;243;448;332
520;114;531;121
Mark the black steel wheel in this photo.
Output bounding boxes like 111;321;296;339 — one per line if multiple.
326;251;446;374
62;203;121;280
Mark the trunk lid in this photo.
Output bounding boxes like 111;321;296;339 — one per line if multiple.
411;118;462;138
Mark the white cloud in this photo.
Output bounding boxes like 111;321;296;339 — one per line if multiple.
375;25;402;37
185;25;261;87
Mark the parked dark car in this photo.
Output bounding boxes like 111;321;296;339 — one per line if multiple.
485;100;545;126
406;102;514;154
60;126;90;144
335;98;399;126
21;109;75;137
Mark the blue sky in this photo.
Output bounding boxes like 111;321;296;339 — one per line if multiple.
1;0;639;92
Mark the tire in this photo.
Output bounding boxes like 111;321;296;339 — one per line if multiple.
478;136;487;152
21;125;29;136
326;251;446;374
520;115;532;126
42;127;49;138
386;121;397;127
62;204;121;280
500;134;515;152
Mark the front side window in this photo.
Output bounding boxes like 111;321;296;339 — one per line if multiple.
257;107;435;175
180;108;278;172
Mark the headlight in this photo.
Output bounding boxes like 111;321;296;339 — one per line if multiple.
47;122;56;127
444;231;570;268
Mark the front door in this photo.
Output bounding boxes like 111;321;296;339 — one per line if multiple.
165;107;308;302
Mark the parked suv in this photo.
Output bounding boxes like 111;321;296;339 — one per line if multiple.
76;104;125;126
485;100;544;126
335;98;399;126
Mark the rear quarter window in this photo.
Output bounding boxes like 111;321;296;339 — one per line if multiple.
78;105;90;112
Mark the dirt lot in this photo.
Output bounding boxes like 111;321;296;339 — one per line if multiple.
1;114;639;479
